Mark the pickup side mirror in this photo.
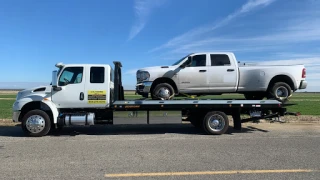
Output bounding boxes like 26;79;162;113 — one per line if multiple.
52;70;62;91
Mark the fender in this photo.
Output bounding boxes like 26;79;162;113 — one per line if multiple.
42;99;59;124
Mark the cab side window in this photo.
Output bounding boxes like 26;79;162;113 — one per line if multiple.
58;67;83;86
90;67;105;83
211;54;231;66
185;54;207;67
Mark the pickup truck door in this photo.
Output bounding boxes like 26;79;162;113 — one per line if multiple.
207;54;238;92
176;54;209;93
51;66;87;108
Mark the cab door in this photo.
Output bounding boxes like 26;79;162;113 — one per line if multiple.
84;66;111;108
176;54;209;93
51;66;86;108
207;54;238;92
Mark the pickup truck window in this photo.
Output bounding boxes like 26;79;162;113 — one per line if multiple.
90;67;105;83
210;54;231;66
186;54;206;67
58;67;83;86
172;53;194;66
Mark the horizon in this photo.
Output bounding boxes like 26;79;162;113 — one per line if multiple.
1;0;319;92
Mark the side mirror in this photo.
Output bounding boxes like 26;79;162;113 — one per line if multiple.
52;70;58;87
52;70;62;91
180;56;192;68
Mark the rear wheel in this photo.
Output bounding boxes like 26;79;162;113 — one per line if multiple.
151;83;175;100
202;111;229;135
267;82;292;102
21;109;51;137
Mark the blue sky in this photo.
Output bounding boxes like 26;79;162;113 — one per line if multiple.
0;0;319;91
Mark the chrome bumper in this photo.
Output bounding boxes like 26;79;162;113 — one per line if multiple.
299;80;307;89
12;111;21;122
135;81;152;95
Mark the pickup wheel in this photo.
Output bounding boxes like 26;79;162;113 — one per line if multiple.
21;109;51;137
202;111;229;135
267;82;292;102
151;83;175;100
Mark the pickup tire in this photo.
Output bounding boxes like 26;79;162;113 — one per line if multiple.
267;82;292;102
151;83;175;100
21;109;51;137
202;111;229;135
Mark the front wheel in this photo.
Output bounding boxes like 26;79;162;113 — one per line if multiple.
21;109;51;137
267;82;292;102
151;83;175;100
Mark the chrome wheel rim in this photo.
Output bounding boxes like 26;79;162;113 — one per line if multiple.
276;86;289;99
207;114;225;132
26;115;45;133
156;87;171;99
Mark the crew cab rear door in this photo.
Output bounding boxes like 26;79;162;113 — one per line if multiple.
207;54;238;92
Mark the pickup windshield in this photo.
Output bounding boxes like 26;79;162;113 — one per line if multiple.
172;53;193;66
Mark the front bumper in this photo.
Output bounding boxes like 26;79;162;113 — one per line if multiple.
299;80;307;89
12;111;21;122
135;81;152;95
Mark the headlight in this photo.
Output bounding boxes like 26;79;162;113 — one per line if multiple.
137;71;150;81
16;92;21;100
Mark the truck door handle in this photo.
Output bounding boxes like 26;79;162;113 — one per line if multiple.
227;69;234;72
80;92;84;100
199;70;206;72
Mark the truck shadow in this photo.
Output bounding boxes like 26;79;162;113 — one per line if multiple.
0;124;268;137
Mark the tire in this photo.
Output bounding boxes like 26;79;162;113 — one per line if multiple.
244;93;265;100
202;111;229;135
151;83;175;100
21;109;51;137
267;82;292;102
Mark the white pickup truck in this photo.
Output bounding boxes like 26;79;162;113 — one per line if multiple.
135;52;307;101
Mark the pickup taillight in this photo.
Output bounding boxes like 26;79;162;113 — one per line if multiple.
302;68;306;78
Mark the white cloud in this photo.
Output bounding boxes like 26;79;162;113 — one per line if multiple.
150;0;276;52
128;0;167;40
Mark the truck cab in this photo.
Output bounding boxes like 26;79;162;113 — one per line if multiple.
12;63;115;136
51;63;114;108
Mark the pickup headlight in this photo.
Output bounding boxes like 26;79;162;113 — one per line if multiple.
137;71;150;81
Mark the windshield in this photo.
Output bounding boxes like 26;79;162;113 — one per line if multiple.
172;53;193;66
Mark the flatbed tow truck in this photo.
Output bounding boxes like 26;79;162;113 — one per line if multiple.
12;61;295;137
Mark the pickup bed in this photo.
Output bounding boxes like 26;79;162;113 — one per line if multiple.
135;52;307;101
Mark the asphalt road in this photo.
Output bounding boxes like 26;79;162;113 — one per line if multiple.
0;122;319;180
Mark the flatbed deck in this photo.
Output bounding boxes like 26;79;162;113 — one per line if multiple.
112;99;283;110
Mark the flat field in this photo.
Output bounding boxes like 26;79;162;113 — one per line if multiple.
1;91;319;119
